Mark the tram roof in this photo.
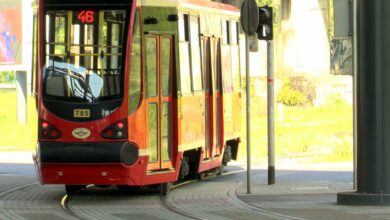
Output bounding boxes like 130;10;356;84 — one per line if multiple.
137;0;240;15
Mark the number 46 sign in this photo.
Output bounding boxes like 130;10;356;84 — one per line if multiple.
73;10;97;25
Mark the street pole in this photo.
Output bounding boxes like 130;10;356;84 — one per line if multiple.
352;0;358;191
240;0;259;195
267;40;275;185
245;34;251;194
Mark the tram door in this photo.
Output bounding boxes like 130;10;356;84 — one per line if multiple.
146;35;174;171
203;37;223;159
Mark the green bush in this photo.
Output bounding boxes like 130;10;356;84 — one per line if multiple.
277;78;307;106
326;93;346;106
0;72;15;83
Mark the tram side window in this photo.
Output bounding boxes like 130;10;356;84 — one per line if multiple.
230;21;238;46
222;20;230;45
178;14;191;94
231;21;241;91
146;37;157;97
128;10;141;114
221;19;233;92
190;15;202;91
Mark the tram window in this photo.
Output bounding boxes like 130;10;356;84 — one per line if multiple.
190;15;202;91
54;16;66;55
162;102;171;162
231;21;240;90
148;103;158;163
230;21;238;45
179;13;191;94
129;10;141;114
162;37;171;96
146;37;157;97
222;20;230;45
216;41;222;92
43;10;127;102
179;14;189;42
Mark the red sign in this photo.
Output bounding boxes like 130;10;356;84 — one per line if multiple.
74;10;97;25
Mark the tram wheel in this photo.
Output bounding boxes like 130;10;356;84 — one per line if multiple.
196;172;207;180
65;185;84;195
160;182;172;195
96;185;111;189
217;165;224;176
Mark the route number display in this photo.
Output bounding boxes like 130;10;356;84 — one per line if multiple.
73;10;97;25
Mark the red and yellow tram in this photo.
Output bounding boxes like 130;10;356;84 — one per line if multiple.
33;0;242;193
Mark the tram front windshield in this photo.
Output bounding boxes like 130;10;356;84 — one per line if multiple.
43;9;127;102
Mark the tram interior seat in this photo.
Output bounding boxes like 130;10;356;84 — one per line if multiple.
46;76;66;97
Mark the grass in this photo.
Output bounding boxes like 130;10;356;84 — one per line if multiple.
0;91;37;152
0;89;353;163
238;95;353;163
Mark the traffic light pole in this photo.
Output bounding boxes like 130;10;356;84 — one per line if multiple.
267;40;275;185
245;34;252;194
337;0;390;205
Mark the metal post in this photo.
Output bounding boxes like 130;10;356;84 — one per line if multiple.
245;34;251;194
16;71;27;124
267;40;275;185
352;0;358;191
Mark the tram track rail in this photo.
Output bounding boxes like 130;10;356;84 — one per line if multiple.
0;180;84;220
0;182;40;198
158;169;247;220
160;169;305;220
59;169;245;220
0;170;302;220
61;194;85;220
160;179;203;220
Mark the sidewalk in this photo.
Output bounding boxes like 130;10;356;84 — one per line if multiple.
236;168;390;220
230;159;353;172
0;83;16;90
0;152;33;164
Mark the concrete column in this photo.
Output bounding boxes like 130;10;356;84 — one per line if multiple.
337;0;390;205
16;71;27;124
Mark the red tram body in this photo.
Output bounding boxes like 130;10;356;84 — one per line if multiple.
33;0;242;191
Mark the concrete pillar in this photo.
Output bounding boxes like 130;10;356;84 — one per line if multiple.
16;71;27;124
337;0;390;205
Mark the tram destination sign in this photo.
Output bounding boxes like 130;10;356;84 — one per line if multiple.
73;10;98;25
240;0;259;34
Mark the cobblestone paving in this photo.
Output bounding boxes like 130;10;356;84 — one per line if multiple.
0;164;36;194
4;162;390;220
68;188;193;220
0;165;285;220
0;184;78;220
164;174;288;220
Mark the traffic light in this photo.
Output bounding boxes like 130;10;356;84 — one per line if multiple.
257;6;273;40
